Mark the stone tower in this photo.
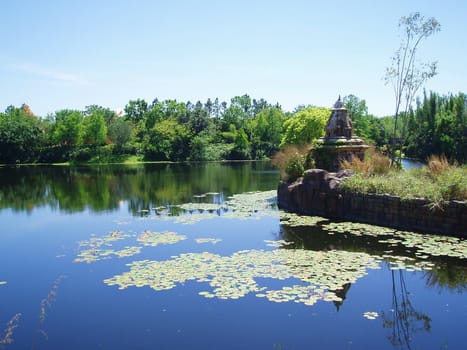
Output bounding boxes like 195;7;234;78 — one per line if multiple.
313;97;368;172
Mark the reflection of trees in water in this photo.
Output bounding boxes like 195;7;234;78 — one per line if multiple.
423;264;467;293
281;224;467;293
0;162;279;214
381;270;431;349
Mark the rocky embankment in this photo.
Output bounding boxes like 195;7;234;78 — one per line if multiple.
277;169;466;237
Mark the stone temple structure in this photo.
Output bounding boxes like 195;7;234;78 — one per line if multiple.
313;97;368;171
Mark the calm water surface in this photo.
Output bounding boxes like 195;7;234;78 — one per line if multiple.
0;162;465;350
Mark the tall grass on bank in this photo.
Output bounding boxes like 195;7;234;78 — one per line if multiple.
341;155;467;203
340;148;391;176
271;145;312;181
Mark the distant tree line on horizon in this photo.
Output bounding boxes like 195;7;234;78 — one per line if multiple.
0;92;465;164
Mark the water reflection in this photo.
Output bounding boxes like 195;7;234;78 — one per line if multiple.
279;221;467;294
0;162;279;214
382;270;431;350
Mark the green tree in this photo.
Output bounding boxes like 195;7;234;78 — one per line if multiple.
250;107;285;157
405;91;466;162
142;118;190;161
280;106;330;147
222;94;254;131
343;95;387;146
187;101;212;135
228;128;251;160
50;110;83;147
124;99;148;124
384;12;441;165
84;105;116;125
83;110;107;147
0;105;43;163
108;117;132;151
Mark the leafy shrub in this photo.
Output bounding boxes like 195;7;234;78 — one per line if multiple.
285;154;306;181
71;147;93;161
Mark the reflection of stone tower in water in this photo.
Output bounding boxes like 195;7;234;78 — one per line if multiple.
313;97;368;172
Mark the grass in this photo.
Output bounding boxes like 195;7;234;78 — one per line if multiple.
340;148;391;176
271;145;312;181
341;155;467;203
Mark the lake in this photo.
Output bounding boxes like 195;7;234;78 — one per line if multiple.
0;162;465;350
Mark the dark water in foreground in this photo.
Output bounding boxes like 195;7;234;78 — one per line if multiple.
0;162;465;350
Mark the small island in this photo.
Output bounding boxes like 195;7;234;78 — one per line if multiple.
277;98;467;237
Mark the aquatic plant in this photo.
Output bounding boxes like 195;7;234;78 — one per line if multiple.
263;240;294;248
0;313;21;347
72;189;466;313
74;230;187;263
137;230;187;247
144;190;279;225
74;246;142;264
322;222;400;237
32;275;66;347
104;249;383;306
322;221;467;260
280;212;328;227
363;311;379;320
195;238;222;244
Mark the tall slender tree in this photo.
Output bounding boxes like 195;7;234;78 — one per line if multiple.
384;12;440;165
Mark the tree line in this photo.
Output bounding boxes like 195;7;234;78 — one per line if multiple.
0;92;465;164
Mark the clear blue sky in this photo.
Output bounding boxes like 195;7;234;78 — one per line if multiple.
1;0;466;117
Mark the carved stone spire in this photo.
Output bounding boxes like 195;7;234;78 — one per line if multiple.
325;96;352;138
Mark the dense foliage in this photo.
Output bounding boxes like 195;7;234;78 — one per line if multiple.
404;92;466;162
0;92;465;164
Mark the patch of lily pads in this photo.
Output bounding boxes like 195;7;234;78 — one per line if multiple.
195;238;222;244
280;212;328;227
104;248;384;306
322;222;467;260
0;281;7;285
223;190;278;219
74;230;188;264
322;222;396;237
137;230;187;247
177;203;228;213
74;246;142;264
75;189;466;311
149;190;279;225
77;230;131;249
264;240;295;248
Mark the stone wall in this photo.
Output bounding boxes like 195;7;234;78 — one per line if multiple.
277;169;467;237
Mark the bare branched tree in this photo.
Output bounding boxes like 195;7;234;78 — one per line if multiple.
385;12;441;165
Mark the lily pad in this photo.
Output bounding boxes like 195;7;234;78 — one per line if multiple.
363;311;379;320
195;238;222;244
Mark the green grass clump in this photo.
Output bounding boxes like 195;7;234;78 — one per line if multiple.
342;159;467;203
